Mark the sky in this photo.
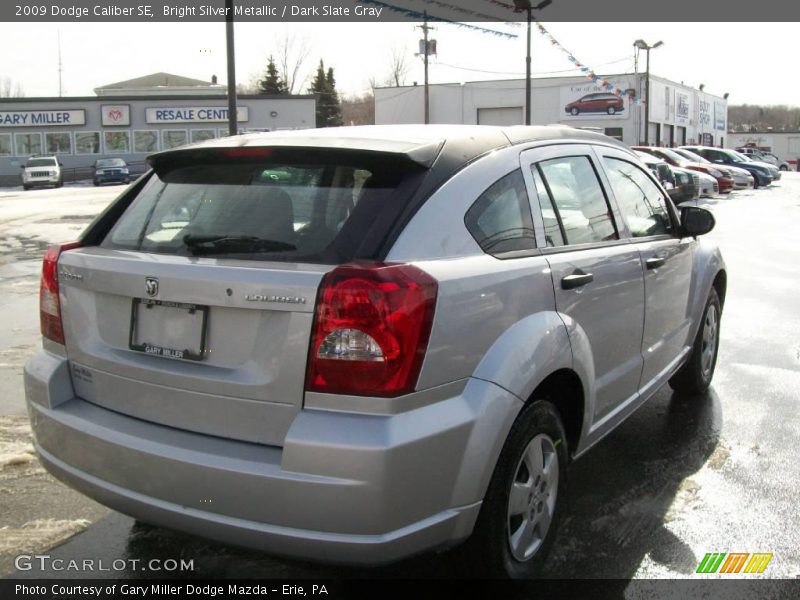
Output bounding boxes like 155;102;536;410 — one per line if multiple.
0;21;797;106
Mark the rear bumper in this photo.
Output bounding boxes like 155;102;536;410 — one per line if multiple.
24;350;520;565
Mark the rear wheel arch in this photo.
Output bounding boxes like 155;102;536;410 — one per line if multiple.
713;269;727;311
523;369;585;460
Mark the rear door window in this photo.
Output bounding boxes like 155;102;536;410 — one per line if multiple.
101;150;422;264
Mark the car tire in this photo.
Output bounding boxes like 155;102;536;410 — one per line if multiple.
56;180;63;188
93;180;100;186
23;184;31;191
570;107;579;116
467;400;567;579
607;106;616;115
779;165;788;171
669;287;721;395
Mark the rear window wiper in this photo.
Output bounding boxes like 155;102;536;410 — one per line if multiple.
183;234;297;255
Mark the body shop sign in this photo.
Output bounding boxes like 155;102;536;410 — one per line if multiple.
146;106;249;124
0;110;86;127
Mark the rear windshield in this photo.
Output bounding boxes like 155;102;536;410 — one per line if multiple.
100;150;423;264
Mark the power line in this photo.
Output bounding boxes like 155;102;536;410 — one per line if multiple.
433;56;634;77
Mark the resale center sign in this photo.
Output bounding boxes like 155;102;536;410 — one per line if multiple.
145;106;249;124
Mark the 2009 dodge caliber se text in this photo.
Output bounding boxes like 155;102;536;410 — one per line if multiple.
24;125;726;578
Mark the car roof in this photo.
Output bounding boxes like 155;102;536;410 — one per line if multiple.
148;124;628;170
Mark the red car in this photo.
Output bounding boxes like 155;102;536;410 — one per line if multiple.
631;147;734;194
564;92;625;116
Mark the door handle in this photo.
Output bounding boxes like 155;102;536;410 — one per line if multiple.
645;256;666;270
561;270;594;290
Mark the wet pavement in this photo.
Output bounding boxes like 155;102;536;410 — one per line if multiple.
1;177;799;581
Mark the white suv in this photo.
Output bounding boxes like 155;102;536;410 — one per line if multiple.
21;155;63;190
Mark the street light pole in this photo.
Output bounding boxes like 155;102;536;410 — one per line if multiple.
225;0;237;136
634;39;663;146
515;0;552;126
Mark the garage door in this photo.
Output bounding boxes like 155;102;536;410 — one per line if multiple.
477;107;523;126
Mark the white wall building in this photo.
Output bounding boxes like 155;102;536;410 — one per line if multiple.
725;131;800;170
375;73;728;149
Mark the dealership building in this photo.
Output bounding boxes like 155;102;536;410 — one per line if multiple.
375;73;728;148
0;72;315;184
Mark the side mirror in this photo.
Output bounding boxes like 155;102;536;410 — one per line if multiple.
681;206;715;236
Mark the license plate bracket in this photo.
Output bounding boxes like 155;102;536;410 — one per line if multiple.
128;299;209;361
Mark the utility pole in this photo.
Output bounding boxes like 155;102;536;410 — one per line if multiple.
57;30;63;98
417;13;434;124
225;0;238;136
514;1;553;126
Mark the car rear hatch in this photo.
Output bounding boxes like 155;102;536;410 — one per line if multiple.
57;143;435;446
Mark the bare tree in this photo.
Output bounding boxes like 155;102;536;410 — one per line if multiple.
385;45;410;87
236;72;261;95
0;77;24;97
342;92;375;126
275;33;312;94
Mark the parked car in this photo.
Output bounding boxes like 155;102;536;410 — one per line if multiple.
632;146;732;194
93;158;131;186
20;155;63;190
732;149;781;181
676;166;718;198
759;151;790;172
734;146;787;171
25;125;725;578
681;146;775;188
673;148;755;190
635;151;700;204
564;92;625;116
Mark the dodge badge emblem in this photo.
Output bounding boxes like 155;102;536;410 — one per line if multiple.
145;277;159;297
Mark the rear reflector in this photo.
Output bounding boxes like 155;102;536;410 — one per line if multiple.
40;242;81;345
306;263;437;397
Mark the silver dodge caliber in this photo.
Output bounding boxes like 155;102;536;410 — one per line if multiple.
25;125;726;578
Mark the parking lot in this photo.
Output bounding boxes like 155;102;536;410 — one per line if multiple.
1;176;799;580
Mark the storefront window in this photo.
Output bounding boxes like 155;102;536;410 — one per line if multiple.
162;130;188;150
0;134;11;157
75;132;101;154
45;132;73;154
190;129;217;143
15;133;42;156
134;130;158;153
104;131;130;154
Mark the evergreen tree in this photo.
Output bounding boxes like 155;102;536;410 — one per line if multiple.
258;56;288;95
309;60;343;128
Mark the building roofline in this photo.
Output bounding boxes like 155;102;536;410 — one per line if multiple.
0;94;315;103
374;73;638;91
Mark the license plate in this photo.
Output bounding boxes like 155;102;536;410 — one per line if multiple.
129;299;209;361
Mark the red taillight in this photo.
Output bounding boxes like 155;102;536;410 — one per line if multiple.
305;263;438;397
40;242;81;345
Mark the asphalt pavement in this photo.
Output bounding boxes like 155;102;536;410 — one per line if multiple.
1;177;799;584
